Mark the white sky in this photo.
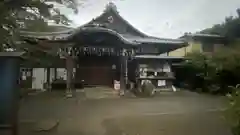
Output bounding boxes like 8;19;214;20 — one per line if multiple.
62;0;240;38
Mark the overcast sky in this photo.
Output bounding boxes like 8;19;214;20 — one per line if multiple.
64;0;240;38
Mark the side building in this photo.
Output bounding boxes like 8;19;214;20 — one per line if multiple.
169;33;227;57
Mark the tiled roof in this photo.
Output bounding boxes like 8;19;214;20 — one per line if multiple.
0;52;25;57
134;55;184;59
66;27;187;45
19;3;186;46
181;33;225;39
123;35;186;45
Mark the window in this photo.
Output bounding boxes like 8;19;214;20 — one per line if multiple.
20;68;32;80
214;44;224;52
146;71;155;76
202;43;214;52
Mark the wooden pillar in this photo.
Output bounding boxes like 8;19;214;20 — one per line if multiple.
124;56;128;89
120;57;125;90
54;68;57;80
46;67;50;91
120;48;128;91
72;59;76;91
65;55;74;97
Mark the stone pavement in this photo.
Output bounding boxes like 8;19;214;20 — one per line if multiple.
18;90;232;135
83;87;120;99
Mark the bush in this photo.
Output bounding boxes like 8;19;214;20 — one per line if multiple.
141;80;155;97
181;46;240;94
225;85;240;135
133;80;155;97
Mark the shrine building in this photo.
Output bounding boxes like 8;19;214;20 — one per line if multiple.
19;3;187;91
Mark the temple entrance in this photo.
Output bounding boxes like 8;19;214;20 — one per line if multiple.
75;56;120;87
76;66;113;86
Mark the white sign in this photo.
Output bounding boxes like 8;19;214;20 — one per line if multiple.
158;80;166;86
22;75;26;80
112;64;116;70
114;80;120;90
163;63;171;72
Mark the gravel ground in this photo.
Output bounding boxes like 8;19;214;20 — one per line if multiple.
18;90;231;135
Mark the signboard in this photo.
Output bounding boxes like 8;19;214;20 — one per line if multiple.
114;80;120;90
59;47;134;57
158;80;166;86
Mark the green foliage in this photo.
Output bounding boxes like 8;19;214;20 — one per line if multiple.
0;0;79;51
225;85;240;135
133;81;155;97
201;8;240;40
182;46;240;94
141;81;155;97
182;52;214;92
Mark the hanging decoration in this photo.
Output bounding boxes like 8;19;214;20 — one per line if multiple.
107;16;114;24
58;46;135;57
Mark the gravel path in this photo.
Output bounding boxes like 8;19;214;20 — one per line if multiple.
18;90;231;135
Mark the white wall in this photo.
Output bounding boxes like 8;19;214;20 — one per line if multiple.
32;68;45;90
56;68;67;80
32;68;73;90
159;52;168;56
31;67;80;90
50;68;55;83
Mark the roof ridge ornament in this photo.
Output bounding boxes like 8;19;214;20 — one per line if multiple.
105;2;118;13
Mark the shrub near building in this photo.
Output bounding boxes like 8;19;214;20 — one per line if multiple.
181;45;240;94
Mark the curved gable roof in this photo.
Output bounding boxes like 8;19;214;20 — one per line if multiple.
87;3;148;37
69;3;187;45
19;3;187;51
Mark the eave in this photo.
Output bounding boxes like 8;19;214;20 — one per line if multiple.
67;27;140;46
134;55;185;60
0;52;25;58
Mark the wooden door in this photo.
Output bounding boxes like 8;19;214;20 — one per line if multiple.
76;66;113;86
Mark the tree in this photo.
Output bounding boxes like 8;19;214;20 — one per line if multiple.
0;0;82;96
0;0;80;51
237;8;240;18
200;8;240;40
181;45;240;94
